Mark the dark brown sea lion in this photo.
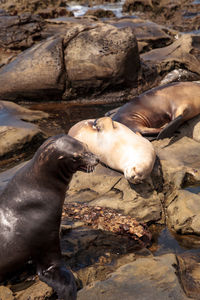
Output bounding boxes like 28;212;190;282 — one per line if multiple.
0;134;98;300
111;81;200;139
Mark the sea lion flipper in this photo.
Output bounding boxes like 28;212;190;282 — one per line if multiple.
38;262;77;300
157;115;183;140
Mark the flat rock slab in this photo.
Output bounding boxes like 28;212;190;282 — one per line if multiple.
67;164;163;223
0;101;48;158
78;254;189;300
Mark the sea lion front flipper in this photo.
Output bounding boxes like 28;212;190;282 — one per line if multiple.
38;262;77;300
157;115;183;140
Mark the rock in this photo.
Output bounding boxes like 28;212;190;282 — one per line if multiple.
0;48;20;69
0;19;140;100
84;9;116;18
0;0;67;15
0;286;14;300
37;7;74;19
64;23;140;98
0;36;65;101
177;114;200;143
14;278;53;300
0;13;43;51
153;136;200;189
177;253;200;299
122;0;154;13
0;161;27;191
78;254;189;300
0;101;48;159
166;190;200;235
67;164;163;223
141;34;200;77
107;17;175;53
160;69;200;85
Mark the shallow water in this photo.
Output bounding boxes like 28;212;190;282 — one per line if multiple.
67;0;126;18
150;227;200;256
24;101;123;136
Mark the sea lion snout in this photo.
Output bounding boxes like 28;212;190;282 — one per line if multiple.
124;166;145;184
78;151;99;173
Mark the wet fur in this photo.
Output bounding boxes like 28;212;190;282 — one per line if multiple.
0;134;98;300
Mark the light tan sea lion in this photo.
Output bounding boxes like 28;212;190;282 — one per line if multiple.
110;81;200;139
68;117;156;184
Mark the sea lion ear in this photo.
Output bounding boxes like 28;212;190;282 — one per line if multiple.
112;119;117;129
93;119;103;132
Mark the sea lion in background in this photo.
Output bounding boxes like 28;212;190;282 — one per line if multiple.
0;134;98;300
68;117;156;184
110;81;200;139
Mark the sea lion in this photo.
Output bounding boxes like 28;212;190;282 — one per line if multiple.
110;81;200;139
68;117;156;184
0;134;98;300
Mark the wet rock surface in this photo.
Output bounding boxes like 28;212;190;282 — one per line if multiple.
0;101;48;167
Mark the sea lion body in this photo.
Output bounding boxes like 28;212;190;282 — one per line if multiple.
111;81;200;139
68;117;156;184
0;134;98;300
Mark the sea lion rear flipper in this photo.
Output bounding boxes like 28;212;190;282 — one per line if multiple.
157;115;183;140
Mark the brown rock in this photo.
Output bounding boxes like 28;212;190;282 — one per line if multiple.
64;23;140;98
107;17;175;53
0;36;65;101
0;101;47;159
84;9;115;18
0;13;43;50
142;34;200;76
14;278;53;300
177;253;200;299
0;286;14;300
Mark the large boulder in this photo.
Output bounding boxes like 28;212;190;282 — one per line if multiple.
0;21;140;101
64;23;140;98
106;17;175;53
0;36;65;101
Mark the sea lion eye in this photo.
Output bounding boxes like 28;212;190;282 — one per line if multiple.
93;119;102;132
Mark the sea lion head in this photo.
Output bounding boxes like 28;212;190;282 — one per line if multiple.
123;149;156;184
34;134;99;178
124;165;148;184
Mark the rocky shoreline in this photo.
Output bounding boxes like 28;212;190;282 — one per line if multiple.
0;0;200;299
